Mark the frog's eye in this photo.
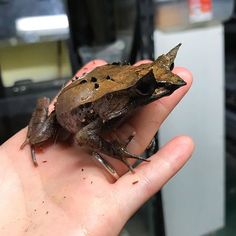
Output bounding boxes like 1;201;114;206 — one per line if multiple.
170;63;174;71
135;71;157;96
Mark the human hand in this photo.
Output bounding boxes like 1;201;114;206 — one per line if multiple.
0;60;194;236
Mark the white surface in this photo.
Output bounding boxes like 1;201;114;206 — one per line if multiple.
154;24;225;236
16;14;69;35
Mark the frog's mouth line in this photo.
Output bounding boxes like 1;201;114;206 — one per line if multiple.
154;87;171;97
154;81;187;97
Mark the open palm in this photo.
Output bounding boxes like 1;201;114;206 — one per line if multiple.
0;60;194;236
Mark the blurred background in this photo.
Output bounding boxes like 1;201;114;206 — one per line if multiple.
0;0;235;235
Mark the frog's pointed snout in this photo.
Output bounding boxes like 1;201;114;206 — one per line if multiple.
176;78;187;87
169;77;187;91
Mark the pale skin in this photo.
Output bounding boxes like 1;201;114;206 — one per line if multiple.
0;60;194;236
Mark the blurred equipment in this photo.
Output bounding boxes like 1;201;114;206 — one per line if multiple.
66;0;121;72
15;14;68;41
0;0;69;44
155;0;233;31
225;8;236;155
0;0;70;142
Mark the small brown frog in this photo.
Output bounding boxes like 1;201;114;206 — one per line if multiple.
21;44;186;171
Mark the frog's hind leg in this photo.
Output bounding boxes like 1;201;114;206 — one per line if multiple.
20;97;57;165
75;120;149;172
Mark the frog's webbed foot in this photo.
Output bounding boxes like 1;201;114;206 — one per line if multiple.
75;121;149;172
20;97;57;165
111;140;150;172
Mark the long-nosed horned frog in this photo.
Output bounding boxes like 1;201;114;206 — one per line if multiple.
21;44;186;172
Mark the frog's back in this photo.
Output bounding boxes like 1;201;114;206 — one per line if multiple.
57;63;152;108
55;63;153;132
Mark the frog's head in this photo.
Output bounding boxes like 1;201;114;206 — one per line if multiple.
134;44;186;101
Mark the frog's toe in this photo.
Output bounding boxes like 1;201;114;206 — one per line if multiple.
31;146;38;166
20;138;29;149
123;133;135;148
120;157;135;173
121;148;150;162
92;152;120;179
114;147;150;172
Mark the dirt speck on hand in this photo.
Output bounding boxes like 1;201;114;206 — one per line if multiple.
46;211;49;215
132;180;139;185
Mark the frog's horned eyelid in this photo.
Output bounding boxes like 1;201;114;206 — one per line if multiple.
165;43;182;64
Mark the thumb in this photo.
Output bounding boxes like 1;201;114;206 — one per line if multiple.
113;136;194;222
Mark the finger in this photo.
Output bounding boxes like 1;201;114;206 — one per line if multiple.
123;67;193;154
113;136;194;220
133;60;152;66
75;59;107;78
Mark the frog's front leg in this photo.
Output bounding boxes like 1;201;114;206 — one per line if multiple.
75;120;149;172
21;97;57;165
